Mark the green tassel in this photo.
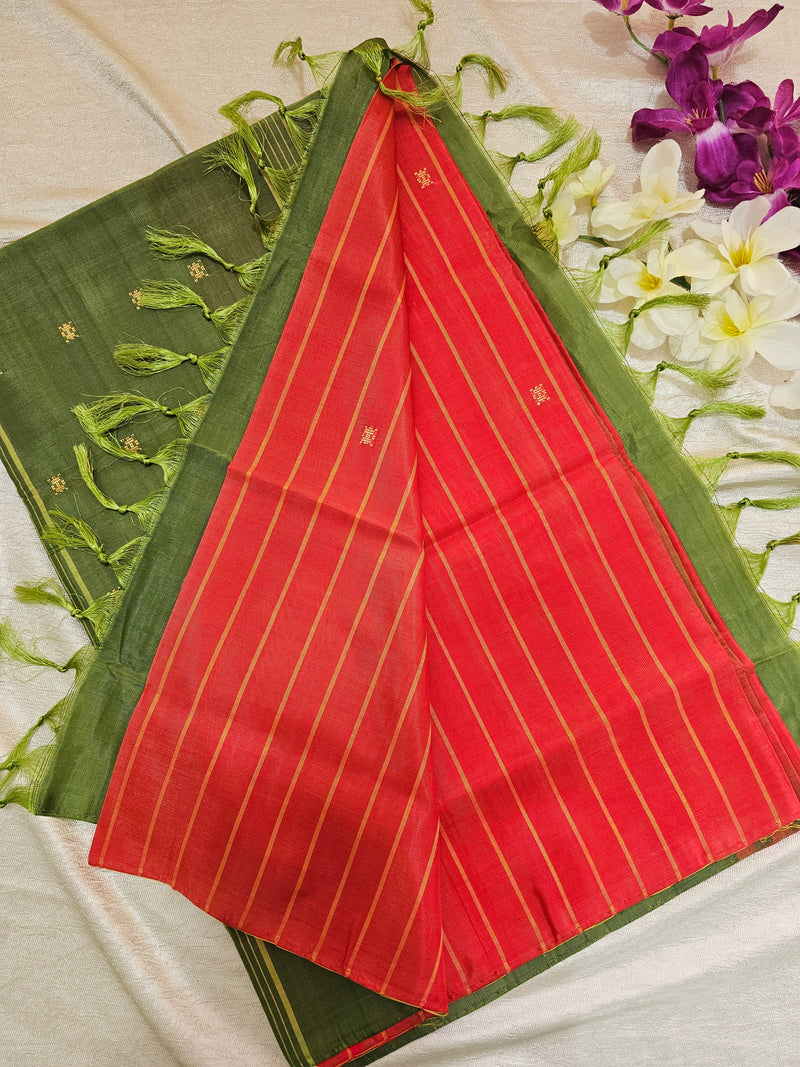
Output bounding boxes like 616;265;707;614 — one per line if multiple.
398;0;435;67
113;341;232;390
629;367;662;405
73;444;167;532
691;454;733;491
74;391;210;441
273;37;343;89
0;731;60;810
259;161;303;211
618;293;710;353
739;546;771;585
352;39;443;114
520;129;601;218
726;449;800;473
465;103;564;142
441;54;507;110
661;399;765;449
145;228;268;292
629;356;739;407
717;500;747;538
737;492;800;512
282;95;326;154
761;592;800;634
0;619;87;675
489;117;580;183
42;510;143;587
14;580;122;642
73;419;187;485
209;294;253;343
139;279;252;339
205;133;273;245
572;219;671;302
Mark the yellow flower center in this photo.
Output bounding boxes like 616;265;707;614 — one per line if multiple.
728;239;753;269
639;269;662;292
753;169;773;194
718;312;745;339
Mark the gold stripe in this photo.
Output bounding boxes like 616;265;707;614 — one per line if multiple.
139;182;402;878
253;940;316;1067
344;725;434;970
432;708;548;952
378;821;441;997
442;928;471;993
94;104;396;865
426;609;599;920
406;237;681;883
440;826;509;973
169;281;407;888
413;123;777;833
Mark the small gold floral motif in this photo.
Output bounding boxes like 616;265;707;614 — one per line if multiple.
188;260;208;281
414;168;433;189
359;425;378;446
129;289;142;309
122;435;141;453
59;321;78;343
529;384;550;406
48;474;68;494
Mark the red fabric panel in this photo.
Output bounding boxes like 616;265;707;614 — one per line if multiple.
91;66;800;1013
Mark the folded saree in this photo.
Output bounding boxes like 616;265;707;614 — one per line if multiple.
3;35;800;1067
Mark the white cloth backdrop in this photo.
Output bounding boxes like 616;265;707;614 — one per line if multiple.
2;1;800;1063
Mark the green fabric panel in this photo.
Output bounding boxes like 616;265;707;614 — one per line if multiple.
3;41;800;1067
33;49;377;818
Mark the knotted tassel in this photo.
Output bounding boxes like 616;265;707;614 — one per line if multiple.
441;54;507;110
521;129;601;220
282;95;327;154
691;448;800;493
205;133;275;245
602;293;709;356
692;454;735;492
630;356;739;406
14;580;123;642
145;229;268;292
73;391;210;441
352;39;443;114
466;103;564;143
0;686;82;809
114;342;232;391
761;591;800;634
136;280;252;343
42;509;143;587
661;399;765;450
72;424;187;486
273;37;344;90
398;0;435;68
573;219;670;304
0;619;89;675
73;444;167;532
489;116;579;181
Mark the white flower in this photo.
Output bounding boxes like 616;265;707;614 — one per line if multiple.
549;189;582;253
770;378;800;412
590;141;705;242
567;160;615;206
699;285;800;370
691;196;800;297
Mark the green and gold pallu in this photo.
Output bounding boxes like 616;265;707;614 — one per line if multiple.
2;18;800;1067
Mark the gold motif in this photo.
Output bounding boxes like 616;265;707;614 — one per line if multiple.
48;474;67;494
414;168;433;189
59;322;78;343
529;384;550;406
122;435;141;453
359;425;378;447
188;260;208;281
129;289;142;309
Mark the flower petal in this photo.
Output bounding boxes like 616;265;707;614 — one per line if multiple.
751;205;800;256
752;319;800;368
770;378;800;410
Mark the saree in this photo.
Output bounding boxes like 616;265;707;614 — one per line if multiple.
4;22;800;1067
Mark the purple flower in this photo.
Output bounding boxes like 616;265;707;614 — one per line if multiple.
644;0;713;15
721;80;772;130
703;133;800;213
653;5;783;69
770;79;800;154
631;47;739;186
593;0;646;11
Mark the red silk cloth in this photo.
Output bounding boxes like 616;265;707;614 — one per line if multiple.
91;67;800;1014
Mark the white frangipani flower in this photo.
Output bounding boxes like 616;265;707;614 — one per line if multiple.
590;141;705;242
699;284;800;371
549;189;582;253
691;196;800;297
566;160;615;205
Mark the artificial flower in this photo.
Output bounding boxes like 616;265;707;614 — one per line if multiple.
567;159;615;205
591;139;704;241
698;285;800;370
602;243;712;348
653;5;783;71
770;378;800;412
548;188;583;251
768;79;800;155
593;0;646;13
715;145;800;212
690;196;800;294
644;0;712;15
631;47;740;188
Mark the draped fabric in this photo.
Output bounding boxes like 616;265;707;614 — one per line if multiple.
90;64;800;1025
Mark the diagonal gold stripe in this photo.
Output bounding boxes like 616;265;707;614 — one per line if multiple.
432;707;548;952
139;189;402;880
94;103;397;866
412;122;778;833
442;927;471;994
440;825;509;974
253;940;316;1067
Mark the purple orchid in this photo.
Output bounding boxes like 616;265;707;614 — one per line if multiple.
706;135;800;212
653;5;783;70
769;79;800;155
631;47;740;186
593;0;646;12
644;0;713;15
